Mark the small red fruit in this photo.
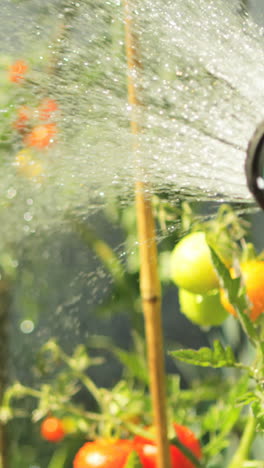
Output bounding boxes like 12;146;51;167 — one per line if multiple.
24;123;57;148
8;60;28;83
73;439;134;468
40;417;65;443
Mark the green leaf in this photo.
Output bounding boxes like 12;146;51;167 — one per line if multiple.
170;340;236;368
208;246;258;343
124;450;143;468
171;437;203;467
47;444;69;468
202;375;249;457
236;392;258;407
114;349;149;384
252;399;264;431
208;245;239;300
70;345;90;372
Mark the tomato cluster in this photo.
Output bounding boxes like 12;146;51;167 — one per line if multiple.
13;97;58;150
170;232;228;327
8;60;59;179
73;424;202;468
170;231;264;325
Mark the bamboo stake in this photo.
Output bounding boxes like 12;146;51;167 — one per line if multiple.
123;2;171;467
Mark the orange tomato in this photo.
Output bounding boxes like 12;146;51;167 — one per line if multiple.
24;123;57;148
8;60;28;83
38;98;58;121
220;260;264;321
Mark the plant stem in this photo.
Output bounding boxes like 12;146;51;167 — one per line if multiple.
54;345;105;411
123;1;171;468
47;444;69;468
227;412;256;468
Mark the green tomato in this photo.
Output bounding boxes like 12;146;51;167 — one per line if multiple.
178;288;228;327
170;231;219;294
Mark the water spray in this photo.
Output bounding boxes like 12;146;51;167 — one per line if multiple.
246;121;264;210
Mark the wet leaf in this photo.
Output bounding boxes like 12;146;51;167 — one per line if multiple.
170;340;236;368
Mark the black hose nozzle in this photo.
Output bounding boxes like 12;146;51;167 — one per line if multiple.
246;121;264;210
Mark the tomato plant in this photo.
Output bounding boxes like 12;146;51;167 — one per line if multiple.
40;416;65;443
1;202;264;467
179;288;228;327
170;232;220;294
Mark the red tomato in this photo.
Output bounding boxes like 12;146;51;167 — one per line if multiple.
134;436;177;468
73;439;134;468
173;423;202;468
40;417;65;443
134;424;202;468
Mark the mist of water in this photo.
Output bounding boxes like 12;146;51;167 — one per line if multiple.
0;0;264;243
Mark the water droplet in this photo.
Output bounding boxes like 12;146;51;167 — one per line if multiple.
24;212;33;222
20;320;35;334
6;188;17;199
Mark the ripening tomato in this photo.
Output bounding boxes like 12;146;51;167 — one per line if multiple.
220;260;264;321
134;424;202;468
179;288;228;327
170;232;220;294
8;60;28;83
40;416;65;442
24;123;57;148
73;439;134;468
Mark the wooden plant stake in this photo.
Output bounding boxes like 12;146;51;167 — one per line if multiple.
123;1;171;467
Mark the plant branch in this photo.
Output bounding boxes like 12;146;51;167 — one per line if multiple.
227;412;256;468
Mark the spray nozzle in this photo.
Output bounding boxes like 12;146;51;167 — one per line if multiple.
245;121;264;210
